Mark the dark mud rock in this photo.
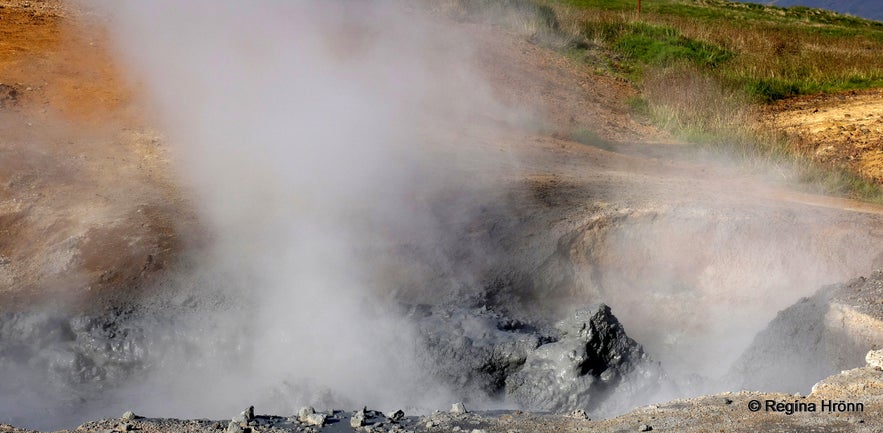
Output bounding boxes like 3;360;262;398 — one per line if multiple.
505;304;663;415
414;304;552;402
0;308;154;387
0;302;236;430
386;409;405;421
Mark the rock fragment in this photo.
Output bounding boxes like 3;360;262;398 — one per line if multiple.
351;407;366;428
121;411;136;422
386;409;405;421
302;413;327;427
638;424;652;432
451;402;468;414
226;421;244;433
298;406;316;423
866;349;883;369
233;406;255;424
569;409;589;419
244;406;254;422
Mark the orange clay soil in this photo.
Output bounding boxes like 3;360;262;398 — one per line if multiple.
0;0;196;311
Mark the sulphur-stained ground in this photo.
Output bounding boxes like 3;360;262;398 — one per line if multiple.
0;0;198;311
762;89;883;184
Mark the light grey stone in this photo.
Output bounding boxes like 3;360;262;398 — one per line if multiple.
226;421;244;433
351;408;366;428
451;402;467;414
303;413;327;427
866;349;883;369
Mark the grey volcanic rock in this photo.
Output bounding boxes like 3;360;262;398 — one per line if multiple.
413;302;663;414
729;292;832;392
505;304;663;415
232;406;254;424
297;406;315;421
451;402;468;414
414;304;552;402
731;270;883;393
225;421;243;433
867;349;883;369
0;294;254;430
0;308;156;427
301;413;327;427
386;409;405;421
350;408;366;427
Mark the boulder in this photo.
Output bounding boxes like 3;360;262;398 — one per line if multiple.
505;304;663;415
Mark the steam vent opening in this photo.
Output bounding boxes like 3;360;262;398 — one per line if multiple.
2;0;883;431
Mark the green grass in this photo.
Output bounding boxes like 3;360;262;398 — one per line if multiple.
540;0;883;101
625;95;650;116
570;129;618;151
611;22;732;68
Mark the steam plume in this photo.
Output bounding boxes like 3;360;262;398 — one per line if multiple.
95;0;518;418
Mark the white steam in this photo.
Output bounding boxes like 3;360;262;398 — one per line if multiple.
96;0;519;418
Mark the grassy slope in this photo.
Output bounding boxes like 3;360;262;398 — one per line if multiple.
551;0;883;101
455;0;883;202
